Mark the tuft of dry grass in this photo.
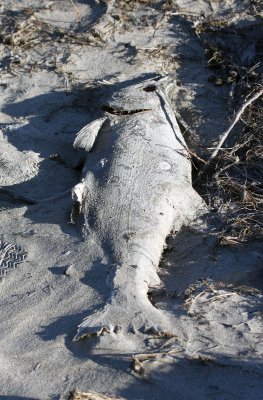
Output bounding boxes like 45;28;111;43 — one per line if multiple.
183;279;261;311
101;0;163;32
0;6;108;76
68;391;124;400
130;348;182;376
0;7;105;51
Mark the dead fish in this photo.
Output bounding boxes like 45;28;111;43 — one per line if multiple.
72;79;205;341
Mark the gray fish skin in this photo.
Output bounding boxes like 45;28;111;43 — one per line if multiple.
72;80;205;341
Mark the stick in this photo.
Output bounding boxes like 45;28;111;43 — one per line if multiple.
70;0;81;23
208;87;263;162
196;87;263;182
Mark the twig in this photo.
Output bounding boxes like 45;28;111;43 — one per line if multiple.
184;290;206;304
208;88;263;161
131;348;182;375
196;87;263;181
69;0;81;23
133;348;181;361
201;293;235;303
203;279;217;294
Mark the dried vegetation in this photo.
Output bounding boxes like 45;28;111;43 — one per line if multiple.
183;278;261;311
194;15;263;244
131;348;182;376
0;7;105;49
148;2;261;245
0;4;106;76
68;390;124;400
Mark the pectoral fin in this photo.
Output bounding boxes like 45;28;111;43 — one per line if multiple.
73;117;107;151
70;182;86;223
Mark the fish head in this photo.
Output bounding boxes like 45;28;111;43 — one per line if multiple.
102;81;161;115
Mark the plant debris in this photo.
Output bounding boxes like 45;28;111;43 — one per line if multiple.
191;15;263;244
131;348;182;376
68;390;124;400
183;279;261;311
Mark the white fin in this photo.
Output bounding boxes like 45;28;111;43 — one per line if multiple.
72;182;85;203
73;117;107;151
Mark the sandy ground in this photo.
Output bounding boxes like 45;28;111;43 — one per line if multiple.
0;1;262;399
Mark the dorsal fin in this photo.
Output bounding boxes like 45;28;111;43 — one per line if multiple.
73;117;107;151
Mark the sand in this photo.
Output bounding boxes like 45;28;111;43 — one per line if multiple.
0;1;262;399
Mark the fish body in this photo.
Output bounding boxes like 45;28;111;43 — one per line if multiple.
73;80;205;340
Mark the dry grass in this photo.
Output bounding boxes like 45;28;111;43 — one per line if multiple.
101;0;163;32
204;88;263;244
131;348;182;376
0;7;105;50
190;14;263;244
103;0;156;9
134;44;178;73
183;279;261;311
0;6;107;77
68;391;124;400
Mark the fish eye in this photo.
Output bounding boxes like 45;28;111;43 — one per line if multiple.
101;105;113;112
143;85;156;92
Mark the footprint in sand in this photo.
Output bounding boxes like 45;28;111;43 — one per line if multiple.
0;241;27;279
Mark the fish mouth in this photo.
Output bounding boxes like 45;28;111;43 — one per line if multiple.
101;105;151;115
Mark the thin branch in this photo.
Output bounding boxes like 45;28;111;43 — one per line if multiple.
69;0;81;23
196;87;263;182
209;87;263;162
